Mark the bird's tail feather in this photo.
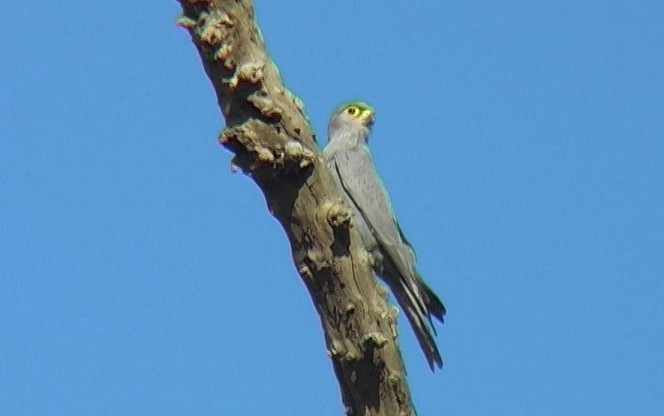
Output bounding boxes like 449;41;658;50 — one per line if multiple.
420;275;446;325
389;278;444;370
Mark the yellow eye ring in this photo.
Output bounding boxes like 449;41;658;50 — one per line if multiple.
347;107;357;115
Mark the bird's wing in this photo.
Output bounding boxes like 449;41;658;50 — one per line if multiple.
329;144;444;369
328;146;427;312
330;145;402;246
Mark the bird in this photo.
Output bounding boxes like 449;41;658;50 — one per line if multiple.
323;101;446;370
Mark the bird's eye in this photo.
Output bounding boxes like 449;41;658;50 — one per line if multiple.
347;107;357;115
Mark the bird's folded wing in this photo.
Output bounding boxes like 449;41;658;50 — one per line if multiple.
331;147;422;295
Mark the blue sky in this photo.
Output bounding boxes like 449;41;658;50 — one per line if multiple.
1;1;663;415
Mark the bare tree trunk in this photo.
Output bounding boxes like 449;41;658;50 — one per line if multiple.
177;1;418;414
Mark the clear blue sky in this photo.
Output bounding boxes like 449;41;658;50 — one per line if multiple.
1;2;663;415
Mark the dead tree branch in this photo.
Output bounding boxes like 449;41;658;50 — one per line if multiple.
177;1;418;414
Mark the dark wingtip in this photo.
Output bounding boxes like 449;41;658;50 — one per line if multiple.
421;282;445;369
408;304;444;372
424;282;447;324
384;267;447;371
427;349;444;372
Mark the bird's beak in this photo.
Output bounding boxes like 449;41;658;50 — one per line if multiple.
365;112;375;128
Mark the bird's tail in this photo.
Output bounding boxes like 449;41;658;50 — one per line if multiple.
389;274;446;370
421;277;446;328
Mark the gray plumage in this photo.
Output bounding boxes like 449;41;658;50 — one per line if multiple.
323;102;446;370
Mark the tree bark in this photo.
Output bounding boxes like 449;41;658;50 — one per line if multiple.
177;1;418;414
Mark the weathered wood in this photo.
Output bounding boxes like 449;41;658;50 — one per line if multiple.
177;1;417;414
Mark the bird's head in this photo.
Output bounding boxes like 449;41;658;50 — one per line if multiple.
335;101;375;127
327;101;375;142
